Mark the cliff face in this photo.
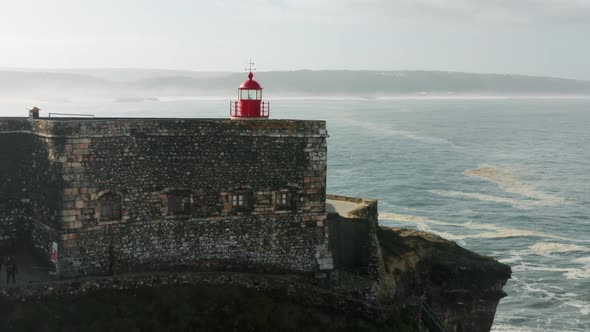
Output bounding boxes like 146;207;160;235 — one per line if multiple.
0;273;418;332
376;227;512;332
326;196;511;332
0;226;510;332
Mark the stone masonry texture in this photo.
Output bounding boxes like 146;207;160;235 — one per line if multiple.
0;118;331;277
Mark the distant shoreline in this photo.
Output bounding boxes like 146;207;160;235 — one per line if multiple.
2;95;590;105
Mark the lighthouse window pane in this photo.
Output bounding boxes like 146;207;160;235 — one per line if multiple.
241;90;257;100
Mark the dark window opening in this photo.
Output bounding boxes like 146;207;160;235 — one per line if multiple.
99;193;122;221
168;191;191;215
225;191;251;214
274;191;292;210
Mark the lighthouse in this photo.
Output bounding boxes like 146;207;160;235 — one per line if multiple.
230;61;270;119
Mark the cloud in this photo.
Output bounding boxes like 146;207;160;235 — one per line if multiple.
405;0;590;24
235;0;590;24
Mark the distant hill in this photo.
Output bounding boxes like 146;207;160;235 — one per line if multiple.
1;69;590;99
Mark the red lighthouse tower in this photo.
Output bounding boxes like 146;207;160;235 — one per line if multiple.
230;61;269;119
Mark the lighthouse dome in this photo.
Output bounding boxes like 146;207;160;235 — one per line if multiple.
239;72;262;89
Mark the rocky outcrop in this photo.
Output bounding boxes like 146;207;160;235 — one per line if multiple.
376;227;512;332
326;196;511;332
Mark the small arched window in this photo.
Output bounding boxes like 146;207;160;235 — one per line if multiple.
98;193;122;221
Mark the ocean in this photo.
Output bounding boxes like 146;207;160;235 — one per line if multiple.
1;97;589;331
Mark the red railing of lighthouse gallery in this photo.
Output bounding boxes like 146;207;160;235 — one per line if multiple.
230;101;270;118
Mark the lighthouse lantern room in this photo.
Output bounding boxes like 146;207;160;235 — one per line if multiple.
230;61;270;119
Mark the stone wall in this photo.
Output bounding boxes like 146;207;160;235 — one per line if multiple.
0;118;330;277
326;195;380;278
0;119;60;256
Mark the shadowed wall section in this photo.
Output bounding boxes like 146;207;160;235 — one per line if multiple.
0;120;60;260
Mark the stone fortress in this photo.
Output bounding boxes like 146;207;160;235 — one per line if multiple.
0;72;346;279
0;115;335;278
0;72;510;332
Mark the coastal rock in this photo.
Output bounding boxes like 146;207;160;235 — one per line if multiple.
376;227;512;332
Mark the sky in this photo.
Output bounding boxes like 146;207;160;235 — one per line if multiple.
0;0;589;80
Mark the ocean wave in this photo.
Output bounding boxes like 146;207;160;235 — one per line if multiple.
378;212;463;240
496;277;590;328
563;299;590;316
491;324;535;332
464;164;568;206
499;244;590;266
498;254;523;264
512;263;590;280
529;242;589;255
379;211;570;241
429;189;537;208
573;256;590;264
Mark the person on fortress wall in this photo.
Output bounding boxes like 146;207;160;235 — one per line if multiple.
5;256;17;284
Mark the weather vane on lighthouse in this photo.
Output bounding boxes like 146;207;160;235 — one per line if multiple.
230;60;269;119
245;60;256;73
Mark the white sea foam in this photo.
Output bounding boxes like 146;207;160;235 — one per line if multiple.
563;299;590;316
429;189;538;208
464;164;568;206
512;263;590;280
498;254;523;264
491;324;535;332
378;212;463;240
339;114;460;148
573;256;590;264
529;242;589;255
379;211;570;241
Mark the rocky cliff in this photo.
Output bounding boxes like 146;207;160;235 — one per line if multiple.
0;225;510;332
376;227;511;332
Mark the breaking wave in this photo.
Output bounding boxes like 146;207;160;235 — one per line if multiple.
512;263;590;281
529;242;589;255
377;212;463;240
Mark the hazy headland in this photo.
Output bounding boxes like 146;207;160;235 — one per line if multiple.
2;69;590;101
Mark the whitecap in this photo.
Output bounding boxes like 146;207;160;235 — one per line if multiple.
512;263;590;280
529;242;589;255
491;324;535;332
573;256;590;264
563;299;590;316
498;254;523;264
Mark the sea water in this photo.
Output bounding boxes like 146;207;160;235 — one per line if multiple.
1;97;589;331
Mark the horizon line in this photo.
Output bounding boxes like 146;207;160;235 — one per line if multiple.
0;67;589;83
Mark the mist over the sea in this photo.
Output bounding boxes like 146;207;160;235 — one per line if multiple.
2;69;590;101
